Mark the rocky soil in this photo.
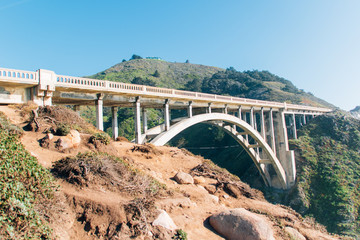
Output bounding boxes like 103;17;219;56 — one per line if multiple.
0;105;348;240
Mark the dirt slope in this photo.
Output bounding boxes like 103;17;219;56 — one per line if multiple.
0;105;346;240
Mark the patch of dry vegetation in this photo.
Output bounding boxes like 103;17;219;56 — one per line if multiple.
191;159;264;200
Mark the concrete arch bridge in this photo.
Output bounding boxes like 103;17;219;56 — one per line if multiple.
0;67;332;189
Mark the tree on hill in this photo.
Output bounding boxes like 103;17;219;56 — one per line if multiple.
153;70;160;78
131;77;156;86
130;54;143;60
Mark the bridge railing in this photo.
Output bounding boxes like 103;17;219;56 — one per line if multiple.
0;67;38;84
48;73;336;112
0;67;331;113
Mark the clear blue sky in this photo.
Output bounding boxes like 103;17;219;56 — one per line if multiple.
1;0;359;110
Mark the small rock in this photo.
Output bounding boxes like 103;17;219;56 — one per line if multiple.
204;185;217;194
209;208;275;240
152;210;177;231
193;176;206;184
223;194;229;199
285;227;306;240
39;133;54;148
209;194;219;203
225;183;242;198
174;171;194;184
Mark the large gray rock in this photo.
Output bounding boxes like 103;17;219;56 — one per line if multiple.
209;208;275;240
174;171;194;184
152;210;177;231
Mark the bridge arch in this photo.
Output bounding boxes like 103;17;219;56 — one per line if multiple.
150;113;287;189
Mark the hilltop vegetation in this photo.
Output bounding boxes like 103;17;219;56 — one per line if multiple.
89;58;222;89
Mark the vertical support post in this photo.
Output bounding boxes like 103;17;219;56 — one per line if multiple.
280;111;289;150
292;113;297;139
260;107;266;140
302;114;307;125
269;108;276;155
135;97;141;144
95;93;104;131
223;104;228;114
250;107;254;128
112;106;118;140
238;106;242;120
142;108;148;133
187;101;193;118
73;105;81;115
164;99;170;131
244;111;249;142
207;103;212;114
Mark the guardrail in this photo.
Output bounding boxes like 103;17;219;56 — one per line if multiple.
0;67;38;84
0;67;332;113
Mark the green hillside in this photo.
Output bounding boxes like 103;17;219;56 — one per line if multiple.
89;59;335;109
89;58;223;89
286;113;360;238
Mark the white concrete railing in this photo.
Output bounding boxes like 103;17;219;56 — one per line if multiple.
56;75;330;112
0;67;38;84
0;67;332;113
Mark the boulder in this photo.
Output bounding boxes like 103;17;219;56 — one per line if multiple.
193;176;206;184
174;171;194;184
209;208;275;240
204;184;217;194
152;210;177;231
285;227;306;240
225;183;242;198
56;130;81;150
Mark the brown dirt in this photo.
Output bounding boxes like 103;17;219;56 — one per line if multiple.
0;105;345;240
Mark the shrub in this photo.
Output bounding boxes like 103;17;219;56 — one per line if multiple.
0;113;56;239
173;229;188;240
89;132;111;145
56;123;71;136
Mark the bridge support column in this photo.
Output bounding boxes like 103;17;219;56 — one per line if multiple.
269;108;276;155
187;101;193;118
96;94;104;131
223;104;228;114
244;111;249;142
302;114;307;125
73;105;81;115
112;107;118;140
142;108;148;133
250;107;254;127
237;106;242;119
135;97;141;144
207;103;212;114
260;107;266;140
292;114;297;139
274;110;296;188
164;99;170;131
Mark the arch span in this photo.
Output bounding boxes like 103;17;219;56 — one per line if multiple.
150;113;287;189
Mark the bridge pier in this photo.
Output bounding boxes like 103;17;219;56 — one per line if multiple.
142;108;148;133
292;113;297;139
112;107;118;140
207;103;212;113
164;99;170;131
73;105;81;115
135;97;141;144
187;101;193;118
273;110;296;187
96;93;104;131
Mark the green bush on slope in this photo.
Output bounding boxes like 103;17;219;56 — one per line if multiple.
289;113;360;238
0;112;56;239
